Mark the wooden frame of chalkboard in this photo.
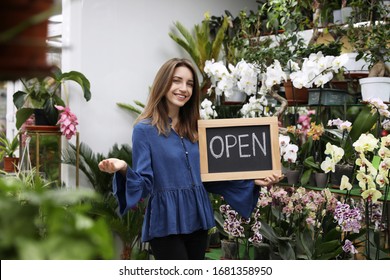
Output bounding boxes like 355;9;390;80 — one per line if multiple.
198;117;281;181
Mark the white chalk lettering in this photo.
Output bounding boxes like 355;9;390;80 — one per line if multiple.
225;134;237;158
238;134;250;158
253;132;267;156
209;132;267;159
209;136;224;159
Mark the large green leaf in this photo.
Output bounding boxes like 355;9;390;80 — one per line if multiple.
296;228;314;259
15;108;34;129
211;16;229;60
13;90;28;109
59;71;92;102
278;240;296;260
315;239;341;255
258;220;279;244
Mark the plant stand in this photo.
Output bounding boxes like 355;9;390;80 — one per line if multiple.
22;126;81;187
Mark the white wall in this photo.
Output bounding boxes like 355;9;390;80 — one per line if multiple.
61;0;258;187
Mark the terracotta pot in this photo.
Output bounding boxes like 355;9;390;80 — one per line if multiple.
283;80;308;105
3;157;19;173
0;0;54;80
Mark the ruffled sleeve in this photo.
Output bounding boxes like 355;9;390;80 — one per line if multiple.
204;180;259;218
112;124;154;216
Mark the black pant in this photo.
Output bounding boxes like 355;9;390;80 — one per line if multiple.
149;229;208;260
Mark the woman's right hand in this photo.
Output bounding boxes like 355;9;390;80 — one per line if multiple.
98;158;127;175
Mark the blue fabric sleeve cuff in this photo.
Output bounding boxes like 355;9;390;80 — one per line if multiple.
112;168;143;216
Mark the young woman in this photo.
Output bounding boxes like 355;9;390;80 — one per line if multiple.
98;58;281;260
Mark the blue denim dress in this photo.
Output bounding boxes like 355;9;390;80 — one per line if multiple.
113;120;259;242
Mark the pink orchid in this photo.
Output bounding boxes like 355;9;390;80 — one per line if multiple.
55;105;79;140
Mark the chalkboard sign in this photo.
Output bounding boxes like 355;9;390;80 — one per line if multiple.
198;117;281;181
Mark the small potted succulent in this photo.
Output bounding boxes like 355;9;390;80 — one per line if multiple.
0;132;20;173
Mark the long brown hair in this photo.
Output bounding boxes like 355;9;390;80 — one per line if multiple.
136;58;200;142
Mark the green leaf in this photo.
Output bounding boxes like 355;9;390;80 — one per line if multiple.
278;240;296;260
297;229;314;259
59;71;92;102
15;108;34;129
323;228;341;242
315;239;341;255
300;169;312;185
13;91;28;109
211;16;229;60
258;220;279;243
117;102;143;115
303;156;321;171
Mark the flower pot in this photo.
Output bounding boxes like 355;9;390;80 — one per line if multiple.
208;231;221;248
34;108;59;126
359;77;390;102
333;9;342;24
3;156;19;173
330;164;354;187
220;239;238;260
341;7;353;23
308;88;354;106
253;243;271;260
223;87;247;105
286;169;300;185
0;0;54;80
314;173;328;188
283;80;308;105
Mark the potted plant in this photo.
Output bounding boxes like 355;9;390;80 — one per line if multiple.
168;13;229;98
0;132;20;173
13;66;91;130
343;0;390;101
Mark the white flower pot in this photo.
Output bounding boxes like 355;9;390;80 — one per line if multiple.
224;87;247;104
343;53;369;72
333;9;342;24
359;77;390;102
341;7;353;23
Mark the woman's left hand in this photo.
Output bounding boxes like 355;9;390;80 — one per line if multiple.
254;173;283;186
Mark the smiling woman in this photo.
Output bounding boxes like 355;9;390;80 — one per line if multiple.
98;58;281;260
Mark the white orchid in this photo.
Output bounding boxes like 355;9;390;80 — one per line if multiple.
321;157;336;173
289;51;349;89
340;175;353;191
353;133;379;153
200;98;218;120
240;95;268;118
260;60;287;90
279;135;299;168
204;59;259;97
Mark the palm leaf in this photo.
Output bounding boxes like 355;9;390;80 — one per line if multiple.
117;102;143;115
169;22;201;67
211;16;229;60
